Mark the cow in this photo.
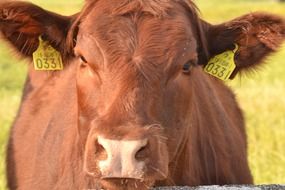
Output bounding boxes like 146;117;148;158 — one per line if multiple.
1;0;284;189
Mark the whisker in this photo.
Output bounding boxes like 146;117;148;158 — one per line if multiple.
146;123;163;129
142;182;151;190
149;166;167;179
153;135;168;141
135;181;138;189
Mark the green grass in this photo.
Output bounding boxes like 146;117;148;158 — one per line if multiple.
0;0;284;189
0;45;27;190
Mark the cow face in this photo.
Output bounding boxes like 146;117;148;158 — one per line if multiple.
1;0;285;190
75;1;198;188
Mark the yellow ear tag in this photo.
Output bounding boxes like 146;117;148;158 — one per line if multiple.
33;36;63;71
204;44;238;81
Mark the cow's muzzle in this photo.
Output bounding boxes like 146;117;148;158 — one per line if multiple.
84;135;149;180
83;125;169;183
98;136;148;179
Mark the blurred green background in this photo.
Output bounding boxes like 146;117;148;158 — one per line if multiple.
0;0;284;189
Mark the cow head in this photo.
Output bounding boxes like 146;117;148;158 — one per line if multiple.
1;0;285;189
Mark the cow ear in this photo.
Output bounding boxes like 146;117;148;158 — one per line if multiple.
0;1;77;58
200;12;285;79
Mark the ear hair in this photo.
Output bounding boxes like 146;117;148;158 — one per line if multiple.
231;12;285;77
201;12;285;79
0;1;78;58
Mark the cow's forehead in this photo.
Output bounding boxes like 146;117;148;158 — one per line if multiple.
76;1;198;69
81;0;195;35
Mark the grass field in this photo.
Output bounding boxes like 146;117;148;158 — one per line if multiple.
0;0;285;189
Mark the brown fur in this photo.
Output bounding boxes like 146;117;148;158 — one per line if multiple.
1;0;285;190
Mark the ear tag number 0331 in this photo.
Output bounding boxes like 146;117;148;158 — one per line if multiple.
33;36;63;71
204;44;238;81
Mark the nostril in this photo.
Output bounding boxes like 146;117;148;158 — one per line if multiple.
95;139;108;161
135;143;149;160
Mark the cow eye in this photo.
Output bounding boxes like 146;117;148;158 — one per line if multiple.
79;55;88;63
182;60;196;74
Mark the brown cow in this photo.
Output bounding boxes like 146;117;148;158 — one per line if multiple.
1;0;285;190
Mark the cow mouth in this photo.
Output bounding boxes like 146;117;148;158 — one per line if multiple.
101;177;144;180
100;178;155;190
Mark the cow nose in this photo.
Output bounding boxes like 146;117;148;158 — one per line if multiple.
97;136;148;179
